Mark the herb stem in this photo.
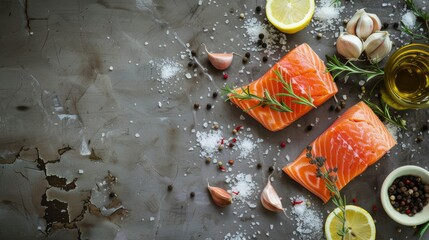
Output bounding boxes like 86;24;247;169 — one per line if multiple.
223;69;316;112
326;55;384;82
405;0;429;30
363;99;407;130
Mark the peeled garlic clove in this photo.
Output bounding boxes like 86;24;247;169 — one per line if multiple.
364;31;392;63
208;53;233;70
207;183;232;207
261;179;283;212
368;13;382;32
203;43;233;70
336;33;363;60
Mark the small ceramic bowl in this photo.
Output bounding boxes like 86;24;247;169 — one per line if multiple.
381;165;429;226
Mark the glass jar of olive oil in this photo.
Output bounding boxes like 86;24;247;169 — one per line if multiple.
382;43;429;110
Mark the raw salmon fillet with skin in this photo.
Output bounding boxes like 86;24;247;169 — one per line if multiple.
229;43;338;131
283;101;397;203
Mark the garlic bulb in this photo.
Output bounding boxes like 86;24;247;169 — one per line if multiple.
364;31;392;63
336;33;364;60
260;178;284;212
346;9;381;40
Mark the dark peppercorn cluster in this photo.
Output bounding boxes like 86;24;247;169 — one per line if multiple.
388;175;429;216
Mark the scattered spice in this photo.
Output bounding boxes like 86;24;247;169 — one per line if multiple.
258;33;264;39
292;200;304;206
242;56;249;63
188;61;193;67
223;73;229;80
194;103;200;110
262;56;268;62
228;159;234;165
280;141;286;148
257;163;262;169
245;52;250;58
212;91;218;98
268;166;274;172
306;125;313;131
290;195;323;239
206;103;212;110
255;6;261;13
422;124;429;132
191;50;197;56
415;136;423;143
261;42;267;48
205;157;211;164
329;105;335;111
352;198;357;203
335;106;342;112
167;184;173;191
190;192;195;198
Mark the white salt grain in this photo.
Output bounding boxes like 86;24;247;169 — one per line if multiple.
196;130;223;158
401;11;416;29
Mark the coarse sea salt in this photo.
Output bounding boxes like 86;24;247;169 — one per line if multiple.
236;137;256;159
401;11;417;29
313;0;344;33
290;196;323;239
196;130;223;158
226;173;257;203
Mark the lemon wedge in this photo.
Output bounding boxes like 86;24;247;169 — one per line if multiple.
266;0;315;34
325;205;376;240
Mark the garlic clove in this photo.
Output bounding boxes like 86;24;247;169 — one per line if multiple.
355;11;374;40
368;13;382;32
336;33;363;60
346;8;366;35
208;53;233;70
364;31;392;63
260;179;284;212
207;183;232;207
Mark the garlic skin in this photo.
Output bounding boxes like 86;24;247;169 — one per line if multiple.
336;33;364;60
364;31;392;63
207;183;232;207
346;9;381;40
260;179;284;212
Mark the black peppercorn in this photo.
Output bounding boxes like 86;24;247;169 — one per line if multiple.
335;106;342;112
242;57;248;63
393;22;399;29
307;125;313;131
421;124;429;132
190;192;195;198
256;163;262;169
258;33;265;39
268;166;274;172
329;105;335;111
191;50;197;56
245;52;250;58
382;22;389;30
257;39;263;45
167;184;173;191
262;42;267;48
206;103;212;110
262;56;268;62
212;91;218;98
109;192;116;198
255;6;261;13
188;61;193;67
194;103;199;110
415;136;423;143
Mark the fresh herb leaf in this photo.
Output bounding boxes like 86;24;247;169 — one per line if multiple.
326;55;384;82
330;0;342;7
223;69;316;112
418;221;429;240
363;99;407;130
400;21;429;40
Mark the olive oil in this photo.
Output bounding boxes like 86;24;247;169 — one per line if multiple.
383;44;429;109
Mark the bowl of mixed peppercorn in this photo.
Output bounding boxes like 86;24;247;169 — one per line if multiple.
381;165;429;226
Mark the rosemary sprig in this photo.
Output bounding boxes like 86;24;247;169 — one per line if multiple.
400;21;429;40
363;99;407;130
417;221;429;240
271;70;316;108
222;69;315;112
330;0;342;7
405;0;429;30
306;147;349;239
326;55;384;82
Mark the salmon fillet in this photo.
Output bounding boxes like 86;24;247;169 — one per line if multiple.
283;101;397;203
229;43;338;131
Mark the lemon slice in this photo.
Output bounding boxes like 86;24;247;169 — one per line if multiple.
266;0;315;34
325;205;376;240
